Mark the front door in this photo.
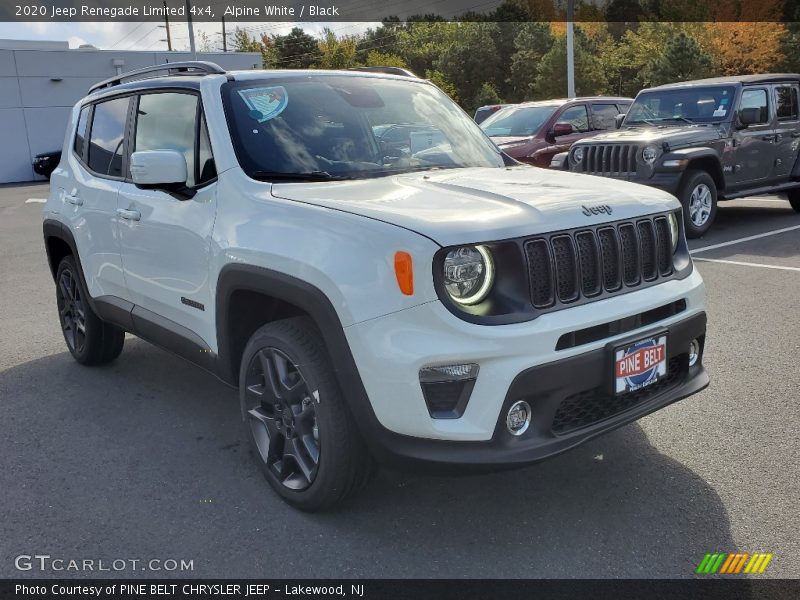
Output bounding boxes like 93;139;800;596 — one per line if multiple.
117;91;218;347
771;83;800;182
729;87;775;188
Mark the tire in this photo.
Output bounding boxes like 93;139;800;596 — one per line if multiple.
55;255;124;365
678;170;718;238
788;189;800;213
239;317;375;511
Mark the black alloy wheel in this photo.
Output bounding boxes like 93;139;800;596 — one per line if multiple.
244;347;321;491
57;267;87;354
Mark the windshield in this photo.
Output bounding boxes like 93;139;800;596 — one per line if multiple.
222;76;505;181
626;85;736;125
480;104;557;137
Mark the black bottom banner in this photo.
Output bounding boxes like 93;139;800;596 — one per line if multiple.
2;579;800;600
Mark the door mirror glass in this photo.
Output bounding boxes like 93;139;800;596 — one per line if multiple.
552;122;575;137
738;107;761;127
615;113;626;129
130;150;188;187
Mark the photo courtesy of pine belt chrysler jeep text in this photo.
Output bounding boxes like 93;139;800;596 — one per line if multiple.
42;62;709;510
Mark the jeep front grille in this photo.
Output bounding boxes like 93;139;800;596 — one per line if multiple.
523;216;674;310
578;144;638;175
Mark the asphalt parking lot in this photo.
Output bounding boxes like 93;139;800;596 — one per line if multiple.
1;183;798;579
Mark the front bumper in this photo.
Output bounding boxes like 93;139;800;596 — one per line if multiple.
567;167;683;196
343;270;708;470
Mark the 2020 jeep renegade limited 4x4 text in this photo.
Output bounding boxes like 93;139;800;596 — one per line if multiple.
43;62;709;510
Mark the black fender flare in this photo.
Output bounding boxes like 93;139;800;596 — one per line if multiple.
215;264;390;451
42;218;81;281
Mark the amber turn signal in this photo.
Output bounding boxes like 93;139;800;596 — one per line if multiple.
394;251;414;296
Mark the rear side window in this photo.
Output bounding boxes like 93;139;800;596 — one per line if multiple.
775;86;799;121
590;103;619;130
134;92;199;187
74;106;90;158
88;97;129;177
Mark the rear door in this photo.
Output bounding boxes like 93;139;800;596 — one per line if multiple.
771;83;800;182
590;102;623;132
730;87;775;187
61;97;129;300
117;91;218;347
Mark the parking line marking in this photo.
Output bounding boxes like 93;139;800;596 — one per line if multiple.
690;224;800;255
25;198;46;203
694;258;800;272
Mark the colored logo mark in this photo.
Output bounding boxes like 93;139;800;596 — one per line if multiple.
696;552;773;574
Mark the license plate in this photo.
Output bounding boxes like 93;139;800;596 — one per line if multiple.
614;334;667;395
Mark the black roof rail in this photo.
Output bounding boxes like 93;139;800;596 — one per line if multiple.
88;61;226;94
348;66;417;78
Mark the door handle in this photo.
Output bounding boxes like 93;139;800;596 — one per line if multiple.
116;208;141;221
761;134;775;142
64;193;82;206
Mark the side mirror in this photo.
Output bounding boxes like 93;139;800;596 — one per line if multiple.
615;113;626;129
552;122;575;137
130;150;194;198
738;107;761;128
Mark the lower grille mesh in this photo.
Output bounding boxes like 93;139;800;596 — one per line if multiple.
551;356;686;435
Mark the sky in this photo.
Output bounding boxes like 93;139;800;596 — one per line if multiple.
0;21;375;51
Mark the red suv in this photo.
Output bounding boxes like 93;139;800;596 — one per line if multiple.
480;97;632;167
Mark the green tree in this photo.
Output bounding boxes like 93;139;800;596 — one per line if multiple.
232;28;262;53
318;28;359;69
533;32;606;99
273;27;321;69
436;22;500;109
364;51;408;69
425;69;459;103
645;32;712;86
472;82;504;112
509;22;554;101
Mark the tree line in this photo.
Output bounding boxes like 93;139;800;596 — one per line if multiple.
229;0;800;112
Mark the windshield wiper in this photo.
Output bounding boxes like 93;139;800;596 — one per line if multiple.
250;170;352;183
669;116;695;124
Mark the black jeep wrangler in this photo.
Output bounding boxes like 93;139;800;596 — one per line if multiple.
566;74;800;237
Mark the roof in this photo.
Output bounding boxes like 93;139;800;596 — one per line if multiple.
652;74;800;89
512;96;633;108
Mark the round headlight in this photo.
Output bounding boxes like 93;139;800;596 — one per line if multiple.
667;211;680;253
642;146;658;164
443;245;494;305
572;146;584;163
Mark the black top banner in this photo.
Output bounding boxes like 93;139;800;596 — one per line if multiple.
1;0;799;22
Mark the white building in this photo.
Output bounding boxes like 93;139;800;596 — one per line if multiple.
0;40;261;183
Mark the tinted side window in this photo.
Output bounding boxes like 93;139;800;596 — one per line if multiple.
740;89;769;124
88;97;129;177
591;104;619;130
74;106;90;159
557;105;590;132
775;86;799;121
197;112;216;186
134;92;198;187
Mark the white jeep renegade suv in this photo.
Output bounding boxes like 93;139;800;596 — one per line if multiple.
43;62;709;510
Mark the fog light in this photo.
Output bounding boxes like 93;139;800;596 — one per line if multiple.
688;339;701;367
419;363;478;419
506;400;532;436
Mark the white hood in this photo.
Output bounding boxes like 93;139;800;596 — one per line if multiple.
270;166;679;247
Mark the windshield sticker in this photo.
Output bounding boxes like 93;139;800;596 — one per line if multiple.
237;86;288;122
713;108;726;117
